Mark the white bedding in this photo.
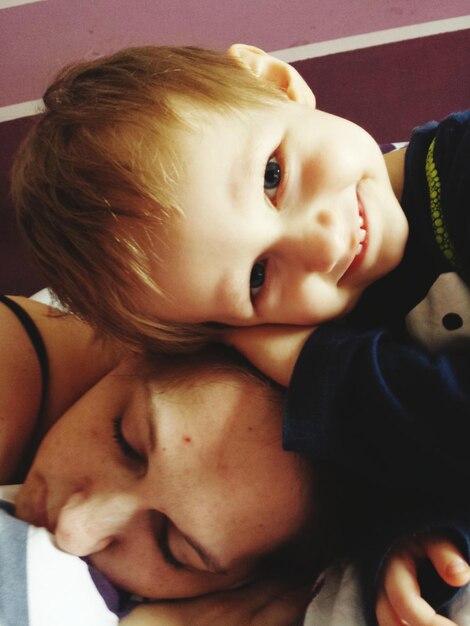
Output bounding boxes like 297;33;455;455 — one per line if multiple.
0;485;118;626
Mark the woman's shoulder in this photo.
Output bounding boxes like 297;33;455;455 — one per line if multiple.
0;296;120;481
0;296;46;481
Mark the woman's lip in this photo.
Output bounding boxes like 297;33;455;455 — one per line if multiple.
18;476;51;530
35;489;51;530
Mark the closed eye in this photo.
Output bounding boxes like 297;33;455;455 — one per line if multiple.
157;517;188;570
157;517;219;574
155;515;228;576
112;415;142;462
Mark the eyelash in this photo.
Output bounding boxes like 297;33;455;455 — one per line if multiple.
264;153;282;205
159;517;188;571
112;416;142;462
249;259;267;302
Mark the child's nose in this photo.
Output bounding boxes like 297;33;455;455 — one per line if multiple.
281;210;343;274
54;490;142;556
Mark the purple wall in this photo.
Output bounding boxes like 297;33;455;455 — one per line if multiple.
1;0;469;294
1;0;470;107
296;29;470;143
0;116;45;295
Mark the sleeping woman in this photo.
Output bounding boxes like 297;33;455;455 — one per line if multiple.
0;294;320;625
1;294;469;626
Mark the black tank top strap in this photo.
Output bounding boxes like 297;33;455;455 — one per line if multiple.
0;295;49;419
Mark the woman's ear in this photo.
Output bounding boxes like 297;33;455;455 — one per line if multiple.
227;44;316;108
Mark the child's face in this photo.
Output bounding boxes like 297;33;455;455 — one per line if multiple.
147;88;408;328
16;361;311;599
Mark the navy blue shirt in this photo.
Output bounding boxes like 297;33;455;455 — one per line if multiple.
284;111;470;624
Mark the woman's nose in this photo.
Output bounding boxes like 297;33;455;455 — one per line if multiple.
54;490;141;556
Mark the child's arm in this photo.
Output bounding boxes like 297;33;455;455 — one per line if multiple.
225;324;315;387
283;322;470;491
376;534;470;626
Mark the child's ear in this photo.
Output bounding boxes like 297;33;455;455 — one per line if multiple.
227;43;316;108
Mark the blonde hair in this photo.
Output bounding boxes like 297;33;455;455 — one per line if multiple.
12;46;285;352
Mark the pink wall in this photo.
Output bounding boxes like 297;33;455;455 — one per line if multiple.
1;0;470;107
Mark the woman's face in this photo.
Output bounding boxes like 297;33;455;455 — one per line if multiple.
16;360;313;599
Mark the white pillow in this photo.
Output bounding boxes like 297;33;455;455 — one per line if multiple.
0;486;118;626
31;288;61;307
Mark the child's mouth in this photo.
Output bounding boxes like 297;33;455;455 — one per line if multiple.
340;198;367;281
355;208;367;257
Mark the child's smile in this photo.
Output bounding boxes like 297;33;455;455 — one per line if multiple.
339;192;369;282
355;203;367;259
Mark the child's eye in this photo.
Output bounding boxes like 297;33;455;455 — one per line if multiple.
112;416;142;462
264;156;281;201
250;260;266;299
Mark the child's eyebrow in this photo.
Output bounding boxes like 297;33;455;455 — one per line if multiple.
226;130;268;208
227;148;257;207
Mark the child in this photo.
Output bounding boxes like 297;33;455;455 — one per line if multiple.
11;45;407;352
10;44;470;624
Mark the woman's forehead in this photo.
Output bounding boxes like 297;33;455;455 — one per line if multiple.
146;375;262;436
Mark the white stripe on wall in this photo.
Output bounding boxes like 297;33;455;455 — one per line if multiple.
272;15;470;62
1;15;469;123
0;0;45;9
0;99;44;123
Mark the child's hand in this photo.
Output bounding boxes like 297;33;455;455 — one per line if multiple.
224;325;315;387
376;533;470;626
